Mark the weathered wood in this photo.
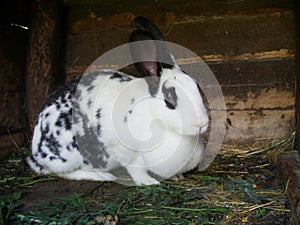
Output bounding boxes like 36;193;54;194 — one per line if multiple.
63;2;296;143
65;9;295;67
25;0;64;136
0;93;27;131
64;0;295;24
66;9;295;68
223;109;294;142
65;58;295;84
279;152;300;225
65;60;295;104
0;38;27;92
294;1;300;152
0;1;29;156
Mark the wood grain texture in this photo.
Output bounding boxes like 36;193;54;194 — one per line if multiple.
25;0;64;135
64;8;295;67
63;1;296;143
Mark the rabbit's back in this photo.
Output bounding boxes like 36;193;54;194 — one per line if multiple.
27;78;86;175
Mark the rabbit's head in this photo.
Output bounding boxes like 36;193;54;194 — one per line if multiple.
129;17;209;136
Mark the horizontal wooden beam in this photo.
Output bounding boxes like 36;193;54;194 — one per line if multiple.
65;57;295;86
218;109;294;142
65;8;295;67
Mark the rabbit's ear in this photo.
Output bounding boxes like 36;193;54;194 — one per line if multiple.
129;29;161;96
129;29;160;78
132;16;176;70
133;16;165;41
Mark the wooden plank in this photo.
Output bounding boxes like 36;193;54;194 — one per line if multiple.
294;0;300;151
64;9;295;68
63;1;296;144
25;0;64;135
208;60;295;86
209;87;294;111
166;11;295;57
0;1;29;157
64;0;295;25
65;58;296;85
65;60;295;110
0;28;27;92
222;109;294;142
0;93;26;130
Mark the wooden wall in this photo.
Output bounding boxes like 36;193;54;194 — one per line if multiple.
0;0;297;156
0;1;29;157
63;0;296;143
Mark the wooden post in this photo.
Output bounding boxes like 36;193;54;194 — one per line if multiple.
279;5;300;225
26;0;64;136
295;0;300;152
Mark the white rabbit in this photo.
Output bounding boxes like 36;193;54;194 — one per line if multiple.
26;16;209;185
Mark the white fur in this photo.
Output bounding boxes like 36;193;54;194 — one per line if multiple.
27;67;208;185
71;68;208;185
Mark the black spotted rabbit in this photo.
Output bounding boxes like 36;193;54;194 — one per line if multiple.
26;16;209;185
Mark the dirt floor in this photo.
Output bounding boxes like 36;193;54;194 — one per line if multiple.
0;137;295;225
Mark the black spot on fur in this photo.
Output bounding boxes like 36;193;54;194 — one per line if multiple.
39;77;79;113
71;137;78;148
164;99;176;110
43;123;50;134
87;85;95;92
33;78;81;167
37;123;67;163
55;120;62;127
110;72;133;82
131;98;135;104
96;124;102;136
96;108;102;119
46;134;61;155
73;107;109;169
95;110;103;136
55;112;72;130
124;116;128;123
41;152;48;158
162;81;177;110
29;156;44;172
87;99;92;108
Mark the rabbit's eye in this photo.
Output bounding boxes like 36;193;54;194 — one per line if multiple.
162;84;177;110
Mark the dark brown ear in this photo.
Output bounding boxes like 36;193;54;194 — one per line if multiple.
132;16;175;69
129;29;160;77
133;16;165;41
129;29;161;96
